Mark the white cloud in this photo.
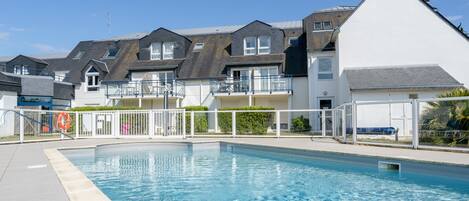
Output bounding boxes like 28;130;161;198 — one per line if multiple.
31;43;68;54
9;27;25;32
447;15;464;21
0;32;10;40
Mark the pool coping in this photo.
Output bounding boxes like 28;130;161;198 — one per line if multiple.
45;140;469;201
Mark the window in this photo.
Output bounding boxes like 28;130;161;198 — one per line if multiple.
313;21;333;31
73;51;84;60
13;65;21;74
104;47;119;59
318;58;333;80
314;22;323;30
85;66;100;91
150;42;175;60
13;65;28;75
22;66;29;75
258;36;271;55
244;37;257;55
323;21;333;30
150;42;161;60
243;36;271;56
193;43;204;51
288;37;299;47
163;42;175;60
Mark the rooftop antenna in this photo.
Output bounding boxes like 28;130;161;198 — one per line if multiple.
106;12;111;35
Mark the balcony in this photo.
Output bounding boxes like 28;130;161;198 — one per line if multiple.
102;80;185;98
210;76;292;96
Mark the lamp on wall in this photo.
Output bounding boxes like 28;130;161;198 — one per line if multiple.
322;91;328;96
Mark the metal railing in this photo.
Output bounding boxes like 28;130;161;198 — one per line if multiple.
341;96;469;151
102;80;185;98
210;76;293;95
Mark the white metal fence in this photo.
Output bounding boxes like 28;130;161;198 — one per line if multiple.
74;109;185;138
1;96;468;152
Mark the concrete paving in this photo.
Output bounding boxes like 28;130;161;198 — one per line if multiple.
0;138;469;201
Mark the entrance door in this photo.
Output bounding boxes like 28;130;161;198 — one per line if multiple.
319;99;333;133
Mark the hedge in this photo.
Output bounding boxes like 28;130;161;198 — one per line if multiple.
218;106;274;135
184;106;209;133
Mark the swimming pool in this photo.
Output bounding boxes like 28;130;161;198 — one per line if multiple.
62;142;469;201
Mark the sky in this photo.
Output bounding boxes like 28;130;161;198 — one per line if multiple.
0;0;468;59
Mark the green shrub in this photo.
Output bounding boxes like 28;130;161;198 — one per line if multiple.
184;106;209;133
218;106;274;135
291;116;311;132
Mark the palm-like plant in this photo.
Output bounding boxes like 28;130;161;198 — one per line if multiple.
422;88;469;130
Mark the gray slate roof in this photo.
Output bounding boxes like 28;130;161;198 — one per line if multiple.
344;65;463;91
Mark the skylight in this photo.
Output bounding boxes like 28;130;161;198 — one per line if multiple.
73;51;84;60
193;43;204;51
104;47;119;58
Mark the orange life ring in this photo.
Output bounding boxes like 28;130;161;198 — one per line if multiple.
57;112;72;130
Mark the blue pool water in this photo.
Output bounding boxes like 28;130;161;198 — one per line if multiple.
62;143;469;201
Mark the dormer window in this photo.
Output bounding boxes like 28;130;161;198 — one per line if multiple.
163;42;175;60
14;65;29;75
244;37;257;55
258;36;271;55
104;47;119;59
243;36;271;56
150;42;162;60
150;42;175;60
85;66;100;91
313;21;333;31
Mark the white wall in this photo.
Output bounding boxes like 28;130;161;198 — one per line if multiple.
72;83;108;107
352;89;447;136
0;91;18;136
338;0;469;87
181;80;216;110
307;52;339;109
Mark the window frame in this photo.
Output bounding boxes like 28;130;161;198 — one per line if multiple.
104;47;119;59
257;36;271;55
243;36;257;56
150;42;162;61
163;42;175;60
322;21;333;30
85;66;100;92
317;58;333;80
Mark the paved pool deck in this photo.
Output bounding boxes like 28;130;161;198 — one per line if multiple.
1;138;469;201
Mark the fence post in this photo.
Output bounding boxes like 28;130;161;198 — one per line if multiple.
352;101;357;144
331;109;337;137
342;109;346;143
182;110;186;139
214;109;219;133
115;110;120;138
91;112;96;137
232;111;236;138
412;99;419;149
19;109;24;143
190;111;195;138
276;111;280;138
75;112;79;139
321;110;326;137
149;111;155;139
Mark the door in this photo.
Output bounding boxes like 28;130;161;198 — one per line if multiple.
232;70;250;92
319;99;333;133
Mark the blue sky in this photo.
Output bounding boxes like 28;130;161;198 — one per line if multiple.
0;0;468;58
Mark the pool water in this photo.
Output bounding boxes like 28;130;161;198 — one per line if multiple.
62;143;469;201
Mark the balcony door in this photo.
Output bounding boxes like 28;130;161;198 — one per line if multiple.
254;67;278;92
232;69;250;92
